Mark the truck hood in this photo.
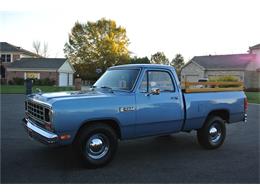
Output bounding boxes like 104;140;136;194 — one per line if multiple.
29;90;113;104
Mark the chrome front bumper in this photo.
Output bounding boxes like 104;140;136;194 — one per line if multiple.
22;118;58;145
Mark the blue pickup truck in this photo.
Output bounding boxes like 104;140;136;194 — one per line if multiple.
23;64;247;168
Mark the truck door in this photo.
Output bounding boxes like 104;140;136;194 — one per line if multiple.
135;69;183;137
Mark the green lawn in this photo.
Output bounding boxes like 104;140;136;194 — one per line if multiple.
0;85;74;94
245;92;260;104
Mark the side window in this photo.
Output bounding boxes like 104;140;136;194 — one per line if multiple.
139;70;175;92
148;71;175;92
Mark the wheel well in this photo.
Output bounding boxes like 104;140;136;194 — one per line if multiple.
206;110;230;123
77;119;122;139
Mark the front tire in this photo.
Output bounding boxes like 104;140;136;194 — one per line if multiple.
197;116;226;149
74;123;118;168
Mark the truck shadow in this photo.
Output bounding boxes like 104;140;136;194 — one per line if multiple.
36;133;201;170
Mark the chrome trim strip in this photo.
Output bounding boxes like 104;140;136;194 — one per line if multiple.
26;120;57;139
23;118;58;144
25;98;52;124
26;97;52;108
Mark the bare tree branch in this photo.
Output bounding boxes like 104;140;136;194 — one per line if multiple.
32;40;49;57
32;41;41;55
43;42;48;57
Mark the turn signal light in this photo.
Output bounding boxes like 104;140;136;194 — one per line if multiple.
244;97;248;112
45;122;52;131
60;134;71;140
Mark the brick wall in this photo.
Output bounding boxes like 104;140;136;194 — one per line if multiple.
7;71;58;85
7;71;24;81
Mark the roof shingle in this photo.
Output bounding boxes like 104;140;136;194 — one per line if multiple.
8;58;67;70
191;54;256;70
0;42;40;57
250;43;260;50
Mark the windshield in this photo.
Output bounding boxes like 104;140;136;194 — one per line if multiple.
94;69;140;91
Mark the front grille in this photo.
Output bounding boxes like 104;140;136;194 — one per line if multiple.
26;100;50;123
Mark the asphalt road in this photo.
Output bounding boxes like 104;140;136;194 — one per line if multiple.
1;94;259;183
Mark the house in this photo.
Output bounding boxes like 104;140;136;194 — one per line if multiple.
0;42;40;79
7;58;75;86
181;44;260;90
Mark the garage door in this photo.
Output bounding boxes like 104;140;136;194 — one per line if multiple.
59;73;68;86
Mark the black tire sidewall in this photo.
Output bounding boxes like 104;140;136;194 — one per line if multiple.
76;123;118;168
197;116;226;149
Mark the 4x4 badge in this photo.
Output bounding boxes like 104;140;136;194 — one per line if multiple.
119;106;135;112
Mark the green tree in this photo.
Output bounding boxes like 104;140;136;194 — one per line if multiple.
64;18;130;80
130;56;150;64
171;54;185;74
150;52;169;64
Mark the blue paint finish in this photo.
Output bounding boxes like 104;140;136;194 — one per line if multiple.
135;67;184;136
51;91;137;140
25;64;246;145
183;91;246;130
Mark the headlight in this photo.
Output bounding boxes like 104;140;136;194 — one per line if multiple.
44;108;54;131
44;108;52;122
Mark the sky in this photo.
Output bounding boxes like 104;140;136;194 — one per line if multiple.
1;0;260;61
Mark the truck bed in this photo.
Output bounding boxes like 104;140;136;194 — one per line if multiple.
182;91;246;131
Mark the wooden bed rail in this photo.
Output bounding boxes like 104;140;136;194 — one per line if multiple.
181;81;244;93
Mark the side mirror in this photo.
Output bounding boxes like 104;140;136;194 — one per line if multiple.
146;88;160;96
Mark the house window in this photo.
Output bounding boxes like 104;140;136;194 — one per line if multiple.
1;55;6;62
1;54;11;62
24;72;40;80
6;54;11;62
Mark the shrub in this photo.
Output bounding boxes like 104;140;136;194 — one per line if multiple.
8;80;14;85
10;77;56;86
31;78;39;85
12;77;25;85
41;78;55;86
209;75;239;82
245;88;260;92
209;76;240;88
30;78;55;86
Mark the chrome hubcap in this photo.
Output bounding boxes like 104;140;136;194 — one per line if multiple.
209;125;221;144
86;134;109;160
89;138;104;153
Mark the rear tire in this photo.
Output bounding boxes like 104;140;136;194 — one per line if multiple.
74;123;118;168
197;116;226;149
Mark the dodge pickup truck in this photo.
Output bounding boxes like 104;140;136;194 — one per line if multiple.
23;64;247;168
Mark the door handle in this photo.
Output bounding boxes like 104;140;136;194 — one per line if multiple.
171;96;179;100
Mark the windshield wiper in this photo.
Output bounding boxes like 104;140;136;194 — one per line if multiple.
94;86;114;93
101;86;113;90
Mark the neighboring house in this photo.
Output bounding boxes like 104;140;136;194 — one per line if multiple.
0;42;40;79
181;44;260;90
7;58;75;86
